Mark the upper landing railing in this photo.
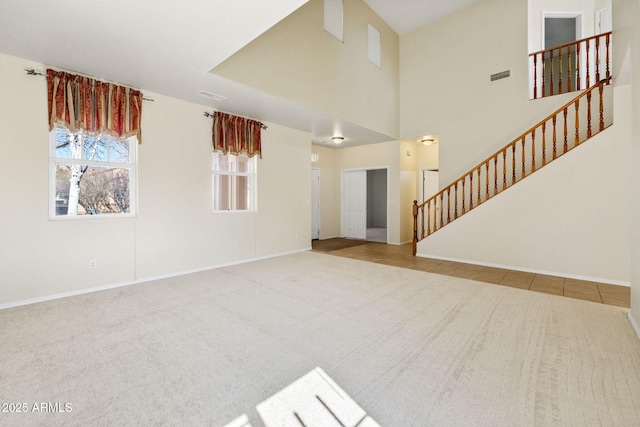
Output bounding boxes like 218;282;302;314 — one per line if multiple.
529;32;611;99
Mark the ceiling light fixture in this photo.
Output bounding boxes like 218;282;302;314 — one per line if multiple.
421;138;435;146
331;136;344;144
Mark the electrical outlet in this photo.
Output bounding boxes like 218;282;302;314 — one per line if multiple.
89;259;97;269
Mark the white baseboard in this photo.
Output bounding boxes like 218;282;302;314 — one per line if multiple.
415;252;631;287
385;240;411;246
629;312;640;341
0;247;311;311
0;280;140;311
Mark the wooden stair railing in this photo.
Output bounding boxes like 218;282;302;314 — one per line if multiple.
412;78;612;255
530;32;611;99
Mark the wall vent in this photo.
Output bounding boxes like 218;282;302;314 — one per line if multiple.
197;90;227;102
490;70;511;82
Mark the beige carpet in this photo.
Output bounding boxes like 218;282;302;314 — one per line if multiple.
1;251;639;426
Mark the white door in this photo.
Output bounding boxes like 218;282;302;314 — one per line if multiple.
342;170;367;239
422;169;440;226
595;7;612;83
596;7;612;34
311;168;320;240
422;169;439;202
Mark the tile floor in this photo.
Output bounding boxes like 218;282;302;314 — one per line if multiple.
311;239;630;308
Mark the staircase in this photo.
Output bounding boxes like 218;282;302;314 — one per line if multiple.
412;33;614;255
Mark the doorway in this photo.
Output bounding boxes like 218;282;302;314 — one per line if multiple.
543;14;581;95
366;169;387;242
341;168;388;242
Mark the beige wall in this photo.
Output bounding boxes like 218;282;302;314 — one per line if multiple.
418;85;631;285
311;144;340;239
416;143;439;171
623;0;640;334
212;0;400;138
0;52;312;307
408;0;632;286
401;0;579;187
399;141;418;244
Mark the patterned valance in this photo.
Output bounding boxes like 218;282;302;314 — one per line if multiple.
46;69;143;143
212;111;263;158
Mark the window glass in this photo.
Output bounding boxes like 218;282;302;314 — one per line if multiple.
324;0;344;41
109;139;130;163
50;128;136;217
368;23;382;68
212;152;255;212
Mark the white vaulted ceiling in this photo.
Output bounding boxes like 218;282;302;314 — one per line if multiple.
364;0;481;35
0;0;479;147
0;0;309;108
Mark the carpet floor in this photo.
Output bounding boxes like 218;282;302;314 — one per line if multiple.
1;251;639;426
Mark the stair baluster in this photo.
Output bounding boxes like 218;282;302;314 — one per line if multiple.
412;79;611;254
529;32;611;99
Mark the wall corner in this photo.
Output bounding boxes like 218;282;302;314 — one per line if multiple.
629;312;640;341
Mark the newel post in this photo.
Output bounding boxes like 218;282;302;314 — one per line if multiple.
412;200;419;255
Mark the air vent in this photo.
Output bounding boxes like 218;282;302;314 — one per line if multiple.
490;70;511;82
197;90;227;102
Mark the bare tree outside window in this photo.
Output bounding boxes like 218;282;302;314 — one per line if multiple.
110;170;131;213
51;128;135;217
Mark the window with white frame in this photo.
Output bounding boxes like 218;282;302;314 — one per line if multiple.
324;0;344;41
212;151;256;212
50;127;136;218
368;23;382;68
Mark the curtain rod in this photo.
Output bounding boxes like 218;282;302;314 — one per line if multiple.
204;111;267;130
24;68;155;102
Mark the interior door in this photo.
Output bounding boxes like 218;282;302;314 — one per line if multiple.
342;170;367;240
311;168;320;240
422;169;439;202
596;7;612;34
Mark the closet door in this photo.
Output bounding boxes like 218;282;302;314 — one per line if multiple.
342;170;367;240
